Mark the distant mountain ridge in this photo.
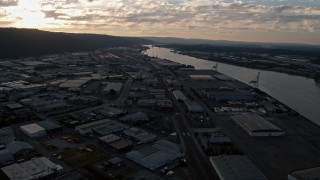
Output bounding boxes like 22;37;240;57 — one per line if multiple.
142;37;320;51
0;28;153;58
1;28;319;59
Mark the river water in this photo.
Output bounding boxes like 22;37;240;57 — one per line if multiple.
144;46;320;126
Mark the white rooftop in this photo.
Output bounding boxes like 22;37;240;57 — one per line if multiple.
232;113;283;132
20;124;45;134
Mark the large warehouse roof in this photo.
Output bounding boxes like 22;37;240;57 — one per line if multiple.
1;157;63;180
59;78;91;88
210;155;267;180
124;128;157;143
232;114;283;132
38;120;62;131
20;124;45;134
288;167;320;180
103;82;123;92
172;90;188;101
6;141;34;155
126;139;181;170
189;75;214;80
75;119;111;133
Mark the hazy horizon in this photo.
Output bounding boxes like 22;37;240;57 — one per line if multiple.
0;0;320;45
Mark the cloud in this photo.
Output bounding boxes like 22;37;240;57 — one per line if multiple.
1;0;320;43
0;0;19;7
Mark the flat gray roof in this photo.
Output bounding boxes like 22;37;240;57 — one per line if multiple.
189;75;214;80
38;120;62;130
20;123;45;134
210;155;267;180
232;113;283;132
59;78;91;88
290;167;320;180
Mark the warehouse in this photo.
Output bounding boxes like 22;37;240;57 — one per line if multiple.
5;103;24;111
288;167;320;180
103;82;123;94
213;74;234;81
189;75;214;81
124;128;157;143
20;123;46;137
97;106;126;117
59;78;91;89
94;122;129;136
0;148;14;166
75;119;111;135
6;141;34;156
184;100;203;113
99;134;121;144
120;112;149;123
109;140;132;151
1;157;63;180
231;114;285;137
99;134;132;151
210;155;267;180
75;119;129;136
172;90;188;101
126;139;181;170
0;127;16;145
204;88;254;102
38;120;63;134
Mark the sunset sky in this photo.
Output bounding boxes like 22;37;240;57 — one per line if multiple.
0;0;319;44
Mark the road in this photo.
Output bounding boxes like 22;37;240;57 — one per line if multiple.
149;63;218;180
114;78;133;105
170;99;219;180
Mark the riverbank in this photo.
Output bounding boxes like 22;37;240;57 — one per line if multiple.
144;45;320;126
177;51;318;81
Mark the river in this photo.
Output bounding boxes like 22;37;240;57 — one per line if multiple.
144;46;320;126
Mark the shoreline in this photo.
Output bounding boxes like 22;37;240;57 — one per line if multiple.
177;51;318;81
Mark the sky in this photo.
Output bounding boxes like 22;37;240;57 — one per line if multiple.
0;0;320;44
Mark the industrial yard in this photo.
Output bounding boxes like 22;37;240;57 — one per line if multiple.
0;46;319;180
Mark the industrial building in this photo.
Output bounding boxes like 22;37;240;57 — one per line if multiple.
75;119;111;135
37;120;63;134
5;103;24;111
232;114;285;137
124;128;157;143
94;121;129;136
103;157;123;167
210;155;267;180
172;90;188;101
120;112;149;123
97;106;126;117
189;75;214;81
75;119;129;136
1;157;63;180
99;134;132;151
59;78;91;89
184;100;203;113
208;132;232;145
99;134;121;143
204;88;254;102
103;82;123;94
6;141;34;156
126;139;181;170
213;74;234;81
288;167;320;180
0;127;16;145
20;124;46;137
0;147;14;166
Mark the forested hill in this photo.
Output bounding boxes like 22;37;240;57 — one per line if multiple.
0;28;153;58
